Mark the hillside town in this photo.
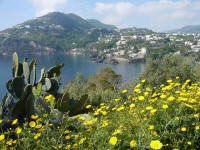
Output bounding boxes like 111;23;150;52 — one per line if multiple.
70;29;200;64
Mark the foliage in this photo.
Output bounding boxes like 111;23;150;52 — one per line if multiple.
140;55;200;87
0;12;116;56
0;53;88;130
88;67;122;90
0;79;200;149
63;72;121;107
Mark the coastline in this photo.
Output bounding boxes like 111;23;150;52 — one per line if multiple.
0;51;146;64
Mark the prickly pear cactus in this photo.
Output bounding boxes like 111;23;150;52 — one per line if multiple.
0;52;88;129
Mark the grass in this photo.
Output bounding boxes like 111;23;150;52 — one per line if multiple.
1;77;200;150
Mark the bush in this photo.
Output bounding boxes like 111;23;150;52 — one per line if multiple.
140;55;200;87
1;79;200;149
88;67;122;90
63;68;122;107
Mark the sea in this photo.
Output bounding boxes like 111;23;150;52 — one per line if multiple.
0;54;145;99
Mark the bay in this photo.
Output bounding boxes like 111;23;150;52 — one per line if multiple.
0;54;145;99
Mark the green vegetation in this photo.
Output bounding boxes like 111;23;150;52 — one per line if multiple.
0;53;88;129
1;53;200;149
0;12;116;56
140;55;200;87
1;12;200;65
87;19;117;30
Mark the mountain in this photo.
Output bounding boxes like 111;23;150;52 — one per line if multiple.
0;12;117;56
120;27;154;35
87;19;117;30
169;25;200;33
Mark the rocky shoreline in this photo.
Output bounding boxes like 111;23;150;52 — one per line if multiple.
0;52;145;64
90;54;145;64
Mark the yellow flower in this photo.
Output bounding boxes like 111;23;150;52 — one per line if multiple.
45;94;55;102
64;130;70;134
150;140;163;150
38;127;45;132
0;134;5;141
100;121;108;128
148;125;154;130
117;106;125;112
141;80;146;83
87;127;95;133
31;115;38;120
176;76;179;79
73;143;78;148
160;94;166;99
83;120;93;125
195;126;199;130
130;140;137;148
187;141;192;145
0;120;3;124
29;121;36;128
186;79;190;83
162;105;168;109
167;80;172;83
181;127;186;132
48;124;53;127
138;96;145;101
144;92;149;97
146;87;152;92
122;90;127;94
112;129;121;135
13;140;17;144
35;124;42;129
36;118;43;123
146;106;153;110
43;114;48;118
101;111;108;116
65;135;71;140
130;104;135;108
151;109;157;115
79;137;86;144
74;135;79;140
115;98;120;102
34;133;41;139
100;103;105;106
134;88;141;94
86;105;91;109
109;136;117;146
11;119;18;125
58;145;62;149
66;144;71;149
16;127;22;134
167;96;175;101
153;131;157;136
6;139;13;146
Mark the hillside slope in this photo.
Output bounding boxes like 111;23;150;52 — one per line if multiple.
0;12;116;56
169;25;200;33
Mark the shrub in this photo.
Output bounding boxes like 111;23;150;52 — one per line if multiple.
140;55;200;87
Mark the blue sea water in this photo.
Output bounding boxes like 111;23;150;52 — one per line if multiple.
0;54;145;99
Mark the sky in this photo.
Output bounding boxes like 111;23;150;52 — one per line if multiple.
0;0;200;32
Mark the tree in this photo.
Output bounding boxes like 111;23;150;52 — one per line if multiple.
140;55;200;87
88;67;122;89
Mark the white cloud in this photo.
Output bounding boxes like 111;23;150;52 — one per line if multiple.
32;0;67;17
94;0;200;31
95;2;135;17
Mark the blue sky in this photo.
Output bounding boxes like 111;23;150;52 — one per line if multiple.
0;0;200;31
